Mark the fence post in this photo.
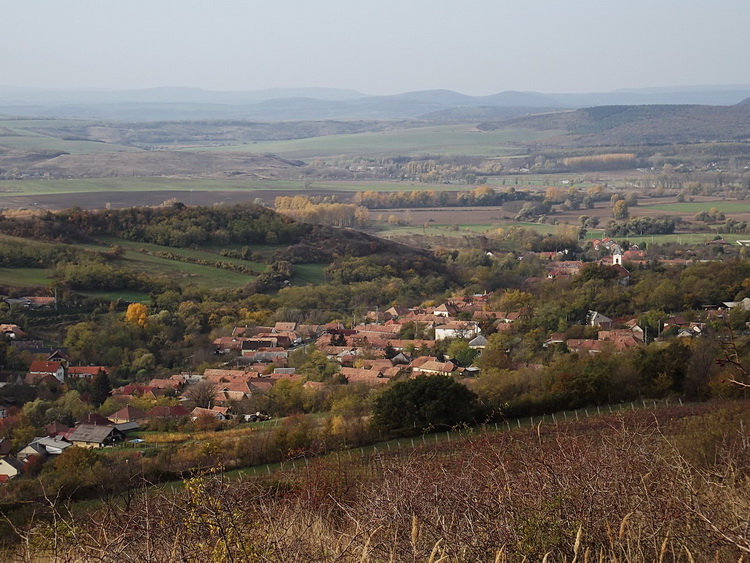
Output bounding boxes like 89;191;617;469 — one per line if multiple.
631;402;635;411
597;406;601;415
517;419;521;429
506;420;511;431
563;411;567;422
575;410;579;421
495;422;498;431
530;416;534;427
679;398;683;406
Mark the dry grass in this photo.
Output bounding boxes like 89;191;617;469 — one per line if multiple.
5;403;750;561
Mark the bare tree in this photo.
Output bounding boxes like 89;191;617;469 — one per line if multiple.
184;380;218;409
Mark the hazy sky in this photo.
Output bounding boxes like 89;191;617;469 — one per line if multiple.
4;0;748;96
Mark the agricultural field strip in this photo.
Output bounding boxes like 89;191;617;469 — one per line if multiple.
191;125;559;159
642;201;750;213
0;233;324;290
0;178;459;197
0;234;254;289
0;267;51;287
98;250;254;288
91;237;269;273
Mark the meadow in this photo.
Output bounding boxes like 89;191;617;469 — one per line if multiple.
194;124;559;159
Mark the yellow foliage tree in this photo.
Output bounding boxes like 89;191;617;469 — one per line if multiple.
125;303;148;328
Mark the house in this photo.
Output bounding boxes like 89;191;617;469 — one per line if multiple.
67;366;109;380
112;384;165;400
543;333;566;348
4;296;56;310
434;321;480;341
110;405;147;424
17;440;46;461
339;367;390;386
68;424;124;448
0;324;26;339
411;360;459;376
432;303;459;317
566;339;608;354
44;421;71;437
0;456;24;481
468;335;487;349
25;360;65;384
18;436;72;460
77;413;115;426
148;378;183;391
114;421;141;434
190;406;229;421
587;311;613;331
213;336;248;354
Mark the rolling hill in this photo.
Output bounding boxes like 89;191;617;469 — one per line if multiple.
481;104;750;146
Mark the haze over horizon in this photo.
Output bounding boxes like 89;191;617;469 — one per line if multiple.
4;0;749;97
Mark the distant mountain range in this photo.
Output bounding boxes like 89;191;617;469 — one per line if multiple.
1;85;750;122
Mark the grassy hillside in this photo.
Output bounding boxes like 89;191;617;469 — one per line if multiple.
0;203;453;299
4;401;748;561
483;104;750;146
198;124;558;159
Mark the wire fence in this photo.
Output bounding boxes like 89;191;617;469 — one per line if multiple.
244;397;686;478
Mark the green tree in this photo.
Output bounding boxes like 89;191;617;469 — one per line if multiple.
446;339;478;367
91;369;112;408
372;375;479;435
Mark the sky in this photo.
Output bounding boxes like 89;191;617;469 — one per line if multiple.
3;0;749;96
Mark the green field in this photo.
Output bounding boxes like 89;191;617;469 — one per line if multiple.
0;232;332;295
0;267;50;287
77;290;151;303
290;263;328;285
644;201;750;213
0;135;140;154
193;124;559;159
92;238;269;274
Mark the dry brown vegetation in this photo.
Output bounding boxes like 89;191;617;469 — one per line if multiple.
5;401;750;561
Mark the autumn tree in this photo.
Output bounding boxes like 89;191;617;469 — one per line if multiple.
613;199;629;220
125;303;148;329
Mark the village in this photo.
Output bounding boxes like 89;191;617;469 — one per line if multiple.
1;238;740;482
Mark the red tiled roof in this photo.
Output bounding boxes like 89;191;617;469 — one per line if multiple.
68;366;108;377
28;361;62;374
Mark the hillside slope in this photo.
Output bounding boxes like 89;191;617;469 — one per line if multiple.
481;104;750;146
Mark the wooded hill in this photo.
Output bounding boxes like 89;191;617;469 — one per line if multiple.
480;104;750;146
0;203;454;296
